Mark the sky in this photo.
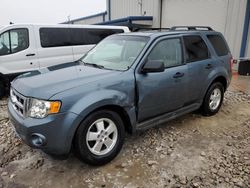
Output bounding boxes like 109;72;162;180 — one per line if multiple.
0;0;106;25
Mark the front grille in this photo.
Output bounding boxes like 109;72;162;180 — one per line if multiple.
10;88;28;117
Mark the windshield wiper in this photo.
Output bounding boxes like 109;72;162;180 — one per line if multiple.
82;61;105;69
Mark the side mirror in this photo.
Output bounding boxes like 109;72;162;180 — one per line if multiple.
141;60;165;73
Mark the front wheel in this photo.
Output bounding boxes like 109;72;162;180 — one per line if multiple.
74;110;125;166
201;82;224;116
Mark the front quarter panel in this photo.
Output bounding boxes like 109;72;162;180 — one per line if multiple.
50;71;136;135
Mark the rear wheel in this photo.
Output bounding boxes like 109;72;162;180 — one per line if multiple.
0;80;5;99
201;82;224;116
74;110;125;166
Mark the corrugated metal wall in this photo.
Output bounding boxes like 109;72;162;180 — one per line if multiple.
110;0;160;27
161;0;247;58
246;23;250;57
108;0;247;58
224;0;247;59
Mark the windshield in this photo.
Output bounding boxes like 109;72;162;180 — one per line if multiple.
81;35;149;71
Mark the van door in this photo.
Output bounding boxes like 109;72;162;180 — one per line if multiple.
71;28;125;61
0;26;39;75
36;27;74;68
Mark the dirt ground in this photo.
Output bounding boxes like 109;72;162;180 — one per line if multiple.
0;75;250;188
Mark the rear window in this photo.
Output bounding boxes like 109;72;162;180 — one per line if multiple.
207;35;229;56
40;28;124;48
183;35;209;63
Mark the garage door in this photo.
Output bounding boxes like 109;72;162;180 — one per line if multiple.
161;0;247;60
161;0;228;32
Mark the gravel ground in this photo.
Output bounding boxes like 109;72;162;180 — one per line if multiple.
0;90;249;188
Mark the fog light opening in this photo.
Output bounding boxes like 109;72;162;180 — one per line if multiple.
31;133;46;147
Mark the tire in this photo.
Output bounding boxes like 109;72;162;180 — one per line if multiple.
0;81;5;99
73;110;125;166
201;82;224;116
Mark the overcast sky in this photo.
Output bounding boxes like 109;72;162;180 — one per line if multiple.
0;0;106;25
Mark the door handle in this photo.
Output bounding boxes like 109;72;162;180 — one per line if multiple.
205;63;213;69
26;53;35;57
173;72;184;78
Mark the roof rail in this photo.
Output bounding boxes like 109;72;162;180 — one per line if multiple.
132;27;170;32
170;26;213;31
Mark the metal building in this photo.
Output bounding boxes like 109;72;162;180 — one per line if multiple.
64;0;250;59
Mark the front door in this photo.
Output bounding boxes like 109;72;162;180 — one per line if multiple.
136;37;188;122
0;26;39;74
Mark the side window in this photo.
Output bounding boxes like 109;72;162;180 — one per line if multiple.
0;28;29;56
40;28;71;48
207;35;229;56
10;29;29;53
183;36;209;63
148;38;183;68
0;32;10;56
71;28;124;45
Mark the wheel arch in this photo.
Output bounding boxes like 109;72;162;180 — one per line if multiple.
88;104;134;134
202;75;227;102
210;76;227;92
71;103;135;148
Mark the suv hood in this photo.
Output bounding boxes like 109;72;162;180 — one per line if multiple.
12;63;121;99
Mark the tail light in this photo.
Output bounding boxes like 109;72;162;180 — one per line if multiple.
229;57;234;72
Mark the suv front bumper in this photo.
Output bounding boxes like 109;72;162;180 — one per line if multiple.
8;99;79;156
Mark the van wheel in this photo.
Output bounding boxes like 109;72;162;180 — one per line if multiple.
74;110;125;166
201;82;224;116
0;81;5;99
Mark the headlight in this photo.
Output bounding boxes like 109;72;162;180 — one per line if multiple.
28;98;61;119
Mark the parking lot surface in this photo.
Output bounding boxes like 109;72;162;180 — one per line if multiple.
0;75;249;188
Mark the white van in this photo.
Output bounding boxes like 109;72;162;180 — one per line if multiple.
0;24;130;97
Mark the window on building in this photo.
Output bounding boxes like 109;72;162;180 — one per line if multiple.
183;35;209;63
0;28;29;56
148;38;183;68
207;35;229;56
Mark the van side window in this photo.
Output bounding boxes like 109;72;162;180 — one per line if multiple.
207;35;229;56
40;28;71;48
0;29;29;56
71;28;124;45
183;36;209;63
148;38;183;68
0;32;10;55
40;28;124;48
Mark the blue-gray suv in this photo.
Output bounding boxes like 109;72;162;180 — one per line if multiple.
8;26;233;165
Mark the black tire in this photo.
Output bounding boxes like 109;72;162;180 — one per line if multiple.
0;81;5;99
74;110;125;166
201;82;224;116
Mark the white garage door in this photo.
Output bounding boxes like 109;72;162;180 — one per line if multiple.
161;0;247;59
162;0;228;33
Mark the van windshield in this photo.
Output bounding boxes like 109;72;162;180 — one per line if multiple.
81;35;149;71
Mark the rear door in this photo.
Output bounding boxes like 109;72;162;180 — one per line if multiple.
36;27;74;68
0;26;39;74
71;28;125;61
206;34;231;74
136;36;188;122
183;35;212;105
